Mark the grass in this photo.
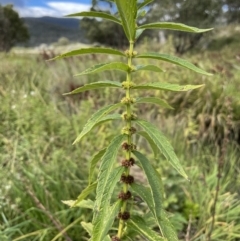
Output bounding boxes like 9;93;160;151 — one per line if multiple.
0;38;240;240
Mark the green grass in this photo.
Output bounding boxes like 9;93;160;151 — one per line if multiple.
0;39;240;240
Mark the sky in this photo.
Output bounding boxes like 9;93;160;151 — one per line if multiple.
0;0;92;17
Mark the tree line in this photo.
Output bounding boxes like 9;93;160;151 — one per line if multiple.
81;0;240;53
0;4;29;52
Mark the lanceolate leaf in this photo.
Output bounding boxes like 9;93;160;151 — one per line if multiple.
75;113;121;145
93;200;122;241
137;131;159;158
98;114;122;126
138;0;153;10
73;103;122;144
83;222;111;241
63;81;121;95
136;53;212;76
134;65;164;72
132;151;164;215
159;211;179;241
49;47;125;61
130;183;178;241
81;222;93;236
89;148;106;185
115;0;137;41
93;167;124;240
138;22;213;33
127;216;166;241
74;62;129;76
131;183;156;217
66;11;121;25
71;182;97;207
104;236;111;241
133;82;204;92
95;135;125;210
135;97;173;109
135;28;145;40
135;120;188;179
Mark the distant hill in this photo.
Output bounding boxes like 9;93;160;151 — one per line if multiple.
22;17;86;47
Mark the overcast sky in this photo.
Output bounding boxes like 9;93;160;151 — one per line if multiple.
0;0;91;17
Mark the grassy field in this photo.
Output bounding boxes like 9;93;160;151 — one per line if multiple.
0;39;240;241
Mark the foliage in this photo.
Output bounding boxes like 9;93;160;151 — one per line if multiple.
223;0;240;23
0;4;29;52
1;29;240;240
80;10;128;47
51;1;213;240
145;0;222;54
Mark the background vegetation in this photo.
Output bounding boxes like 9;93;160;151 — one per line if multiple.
1;34;240;240
0;0;240;240
0;4;29;52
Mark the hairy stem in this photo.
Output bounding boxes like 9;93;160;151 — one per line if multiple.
117;41;135;239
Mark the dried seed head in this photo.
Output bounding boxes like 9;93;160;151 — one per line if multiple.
130;127;137;134
121;142;129;150
129;157;135;165
120;174;127;183
118;211;130;220
122;211;130;220
121;174;134;184
126;175;134;184
121;158;135;167
111;236;120;241
121;142;137;151
118;191;132;200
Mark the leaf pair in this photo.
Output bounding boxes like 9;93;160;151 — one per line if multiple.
64;80;203;97
73;103;122;144
50;47;211;76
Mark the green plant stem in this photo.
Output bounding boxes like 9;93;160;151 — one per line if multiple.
117;41;135;239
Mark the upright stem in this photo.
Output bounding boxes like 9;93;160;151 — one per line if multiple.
117;41;135;239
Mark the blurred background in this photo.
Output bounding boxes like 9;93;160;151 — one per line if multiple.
0;0;240;240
